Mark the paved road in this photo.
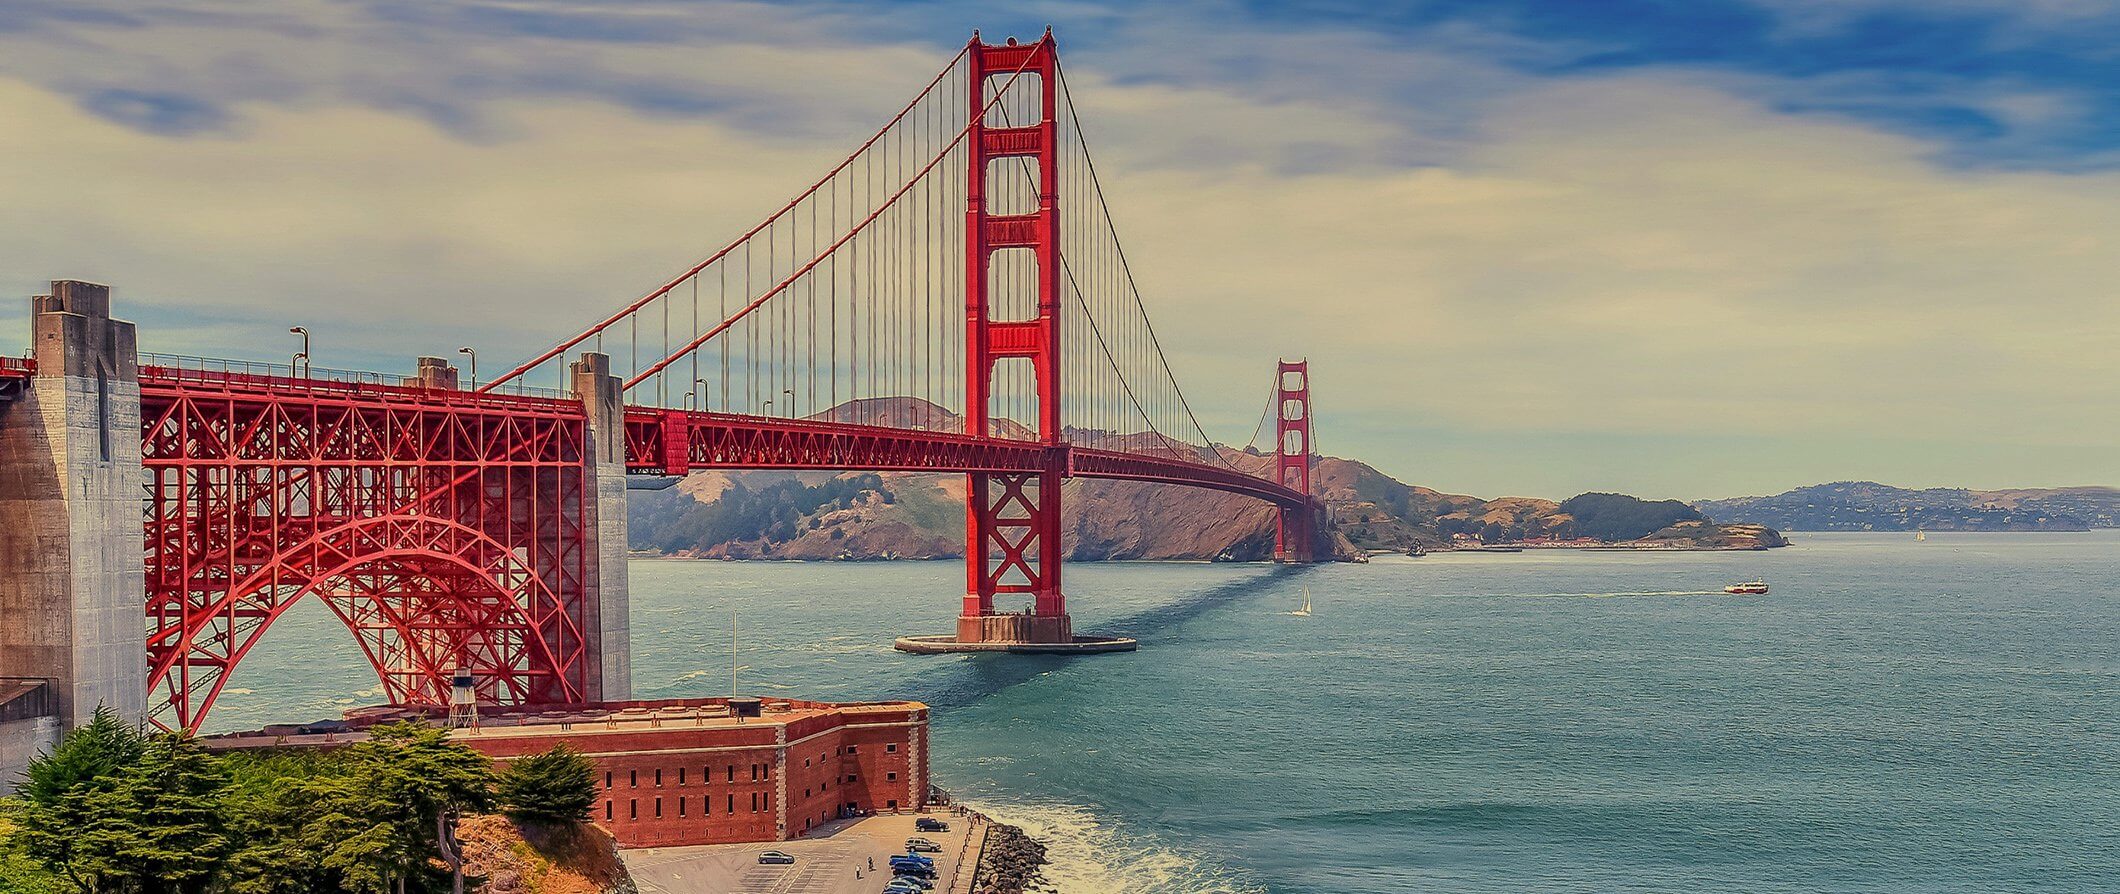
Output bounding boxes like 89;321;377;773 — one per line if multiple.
627;814;977;894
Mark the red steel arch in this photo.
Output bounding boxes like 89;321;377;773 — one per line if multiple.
138;366;596;730
144;514;580;731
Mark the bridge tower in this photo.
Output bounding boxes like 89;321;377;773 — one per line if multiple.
957;31;1072;646
1274;360;1317;563
0;281;148;785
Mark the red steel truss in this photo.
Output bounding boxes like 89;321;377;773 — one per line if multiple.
138;366;594;730
129;366;1307;730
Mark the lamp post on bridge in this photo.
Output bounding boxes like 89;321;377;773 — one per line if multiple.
288;327;309;377
696;378;708;412
457;346;477;390
783;388;794;418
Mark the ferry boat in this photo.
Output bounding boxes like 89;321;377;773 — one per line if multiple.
1724;580;1770;595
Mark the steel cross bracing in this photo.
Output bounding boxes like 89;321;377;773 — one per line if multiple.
137;366;595;730
72;30;1315;730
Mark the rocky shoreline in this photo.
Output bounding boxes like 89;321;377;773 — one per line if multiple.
968;822;1052;894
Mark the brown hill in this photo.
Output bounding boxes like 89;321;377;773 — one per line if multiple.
626;402;1786;559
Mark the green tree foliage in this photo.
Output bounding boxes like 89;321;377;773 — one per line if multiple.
116;734;234;894
16;705;145;893
340;722;499;894
497;745;598;825
1557;492;1706;542
5;717;504;894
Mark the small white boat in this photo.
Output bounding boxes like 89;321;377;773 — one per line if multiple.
1915;529;1927;542
1724;581;1769;595
1290;586;1312;617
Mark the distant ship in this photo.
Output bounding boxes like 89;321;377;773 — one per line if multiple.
1290;587;1312;617
1724;581;1769;595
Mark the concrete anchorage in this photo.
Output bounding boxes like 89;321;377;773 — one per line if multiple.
0;281;149;788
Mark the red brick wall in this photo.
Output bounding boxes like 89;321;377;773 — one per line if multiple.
461;703;927;848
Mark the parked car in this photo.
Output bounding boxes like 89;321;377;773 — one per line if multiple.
889;874;935;890
904;837;943;853
882;881;926;894
758;851;796;865
889;854;933;868
889;857;935;874
915;817;950;832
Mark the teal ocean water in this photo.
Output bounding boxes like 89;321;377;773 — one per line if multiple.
221;532;2120;893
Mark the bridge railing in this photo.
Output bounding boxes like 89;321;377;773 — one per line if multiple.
138;352;571;401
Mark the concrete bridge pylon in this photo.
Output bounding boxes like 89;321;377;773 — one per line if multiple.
0;281;149;781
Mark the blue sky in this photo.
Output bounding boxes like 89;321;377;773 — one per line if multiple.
3;0;2118;497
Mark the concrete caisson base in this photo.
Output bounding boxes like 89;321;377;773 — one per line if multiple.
891;634;1137;655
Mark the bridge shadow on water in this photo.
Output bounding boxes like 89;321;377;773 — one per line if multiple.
903;563;1317;712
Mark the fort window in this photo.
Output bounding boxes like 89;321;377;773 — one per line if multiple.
887;772;898;781
679;797;687;817
604;772;613;789
604;801;612;820
886;744;898;753
888;799;897;810
629;800;638;819
655;768;663;786
654;798;662;818
679;768;686;785
630;770;637;787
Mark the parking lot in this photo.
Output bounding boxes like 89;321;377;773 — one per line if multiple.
625;813;981;894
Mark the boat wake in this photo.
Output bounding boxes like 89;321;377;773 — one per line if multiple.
1475;590;1726;599
963;800;1262;894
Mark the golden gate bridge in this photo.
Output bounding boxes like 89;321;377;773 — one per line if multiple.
0;32;1320;733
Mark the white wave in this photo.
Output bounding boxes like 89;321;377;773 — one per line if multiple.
964;800;1262;894
1452;590;1724;599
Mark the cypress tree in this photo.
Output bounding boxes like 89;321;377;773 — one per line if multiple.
497;745;598;825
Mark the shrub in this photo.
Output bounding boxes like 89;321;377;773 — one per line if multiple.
498;746;598;825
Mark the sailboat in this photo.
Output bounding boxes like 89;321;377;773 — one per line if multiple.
1290;586;1312;617
1915;529;1927;542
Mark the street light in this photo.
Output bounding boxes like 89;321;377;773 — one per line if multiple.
457;346;477;390
695;378;708;412
782;388;794;417
288;327;309;377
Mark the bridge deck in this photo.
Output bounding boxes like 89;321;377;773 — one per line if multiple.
130;364;1306;509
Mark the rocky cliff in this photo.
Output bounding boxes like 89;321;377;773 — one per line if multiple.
459;816;635;894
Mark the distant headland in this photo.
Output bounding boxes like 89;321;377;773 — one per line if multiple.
1695;481;2120;532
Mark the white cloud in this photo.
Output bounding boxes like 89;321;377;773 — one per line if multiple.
1;4;2115;495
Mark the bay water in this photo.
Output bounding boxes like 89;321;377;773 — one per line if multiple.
218;532;2120;893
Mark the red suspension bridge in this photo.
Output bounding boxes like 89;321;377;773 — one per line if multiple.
0;32;1320;734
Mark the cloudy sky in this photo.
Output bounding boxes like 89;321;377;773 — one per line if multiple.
4;0;2117;499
